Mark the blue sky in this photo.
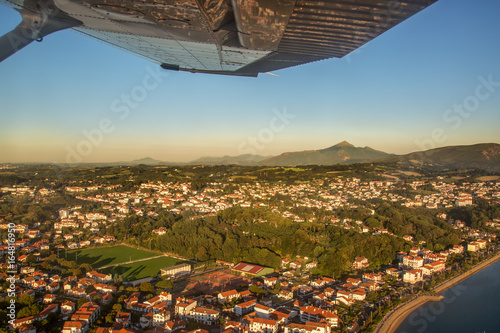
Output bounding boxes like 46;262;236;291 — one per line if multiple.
1;0;499;163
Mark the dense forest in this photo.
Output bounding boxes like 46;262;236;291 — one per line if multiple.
105;202;467;278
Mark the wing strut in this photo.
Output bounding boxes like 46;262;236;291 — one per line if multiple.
0;0;82;62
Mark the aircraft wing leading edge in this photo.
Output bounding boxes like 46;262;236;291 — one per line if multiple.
0;0;437;76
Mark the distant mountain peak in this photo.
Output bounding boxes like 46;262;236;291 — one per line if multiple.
132;157;162;164
261;141;392;166
334;141;355;148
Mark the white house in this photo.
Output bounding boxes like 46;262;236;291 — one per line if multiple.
188;307;220;325
403;269;423;284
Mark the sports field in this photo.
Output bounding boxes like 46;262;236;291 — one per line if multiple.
65;245;157;268
101;256;187;281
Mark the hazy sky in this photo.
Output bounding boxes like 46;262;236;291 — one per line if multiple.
1;0;500;163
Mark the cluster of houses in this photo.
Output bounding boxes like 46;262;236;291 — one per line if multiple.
64;178;500;237
0;220;116;254
0;234;476;333
9;275;102;333
1;223;496;333
1;173;499;333
1;176;499;246
4;176;497;228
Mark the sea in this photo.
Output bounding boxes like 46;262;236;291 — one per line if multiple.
395;259;500;333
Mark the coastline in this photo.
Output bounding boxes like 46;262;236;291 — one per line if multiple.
432;251;500;294
374;251;500;333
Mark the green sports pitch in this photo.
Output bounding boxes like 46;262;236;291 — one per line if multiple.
101;256;187;281
64;245;187;281
65;245;157;268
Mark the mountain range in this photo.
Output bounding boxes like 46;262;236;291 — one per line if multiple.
383;143;500;173
258;141;393;166
188;142;500;172
9;142;499;172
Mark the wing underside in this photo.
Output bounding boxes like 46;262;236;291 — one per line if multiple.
1;0;437;76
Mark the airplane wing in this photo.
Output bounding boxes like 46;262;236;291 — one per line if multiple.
0;0;437;77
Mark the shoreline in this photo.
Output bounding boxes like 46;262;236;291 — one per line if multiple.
432;251;500;294
375;295;444;333
374;250;500;333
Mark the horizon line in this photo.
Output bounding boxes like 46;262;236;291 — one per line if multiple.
1;141;498;165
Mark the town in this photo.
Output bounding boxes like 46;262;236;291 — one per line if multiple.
1;164;499;333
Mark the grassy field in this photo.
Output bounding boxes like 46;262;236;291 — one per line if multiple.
101;256;188;281
476;176;499;181
232;175;258;180
282;167;308;172
65;245;157;269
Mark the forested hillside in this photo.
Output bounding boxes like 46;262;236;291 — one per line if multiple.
105;203;464;278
